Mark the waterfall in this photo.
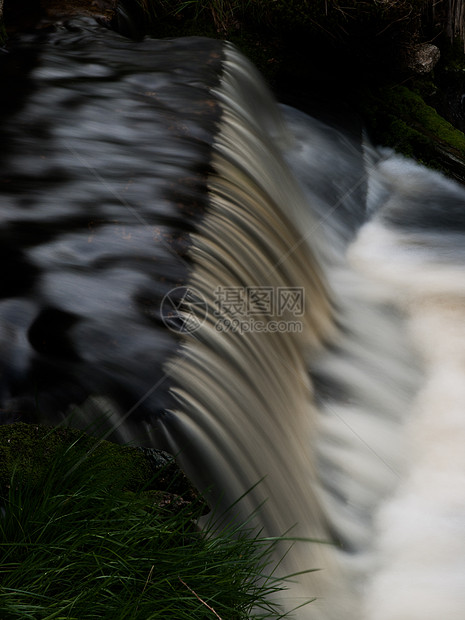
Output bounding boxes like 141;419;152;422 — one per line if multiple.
1;19;465;619
160;43;465;620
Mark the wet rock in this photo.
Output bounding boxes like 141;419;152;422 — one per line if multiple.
407;43;440;74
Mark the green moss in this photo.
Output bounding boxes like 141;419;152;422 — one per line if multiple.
0;424;131;491
0;423;201;508
360;84;465;173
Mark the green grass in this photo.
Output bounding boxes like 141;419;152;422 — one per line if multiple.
0;432;297;619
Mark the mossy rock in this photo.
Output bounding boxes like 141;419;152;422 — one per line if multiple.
360;83;465;181
0;422;205;513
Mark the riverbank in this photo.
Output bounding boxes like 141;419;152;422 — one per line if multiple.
0;423;294;619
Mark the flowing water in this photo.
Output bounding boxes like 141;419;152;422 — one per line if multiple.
1;18;465;619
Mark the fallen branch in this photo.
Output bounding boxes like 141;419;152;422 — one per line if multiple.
179;577;223;619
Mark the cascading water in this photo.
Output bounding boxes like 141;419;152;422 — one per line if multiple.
1;17;465;620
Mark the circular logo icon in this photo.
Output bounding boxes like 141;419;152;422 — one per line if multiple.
160;286;208;333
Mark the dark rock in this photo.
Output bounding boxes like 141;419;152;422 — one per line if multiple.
407;43;441;74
